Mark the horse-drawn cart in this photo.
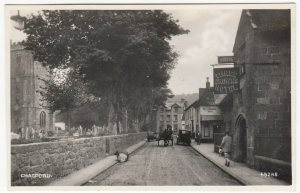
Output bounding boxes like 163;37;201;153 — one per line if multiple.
157;127;173;146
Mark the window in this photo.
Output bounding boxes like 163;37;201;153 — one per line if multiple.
173;124;178;131
240;63;246;75
16;54;21;64
40;111;46;128
174;115;178;121
174;107;178;113
160;115;164;121
167;115;171;121
238;91;243;105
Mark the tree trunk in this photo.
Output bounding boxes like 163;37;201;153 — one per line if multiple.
107;99;117;135
67;110;71;130
124;109;128;133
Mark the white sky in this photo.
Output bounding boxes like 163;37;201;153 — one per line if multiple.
9;9;242;95
167;10;241;94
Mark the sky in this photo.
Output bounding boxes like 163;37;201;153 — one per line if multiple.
166;9;241;95
9;9;242;95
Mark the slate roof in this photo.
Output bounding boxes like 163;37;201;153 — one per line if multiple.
248;10;290;32
185;88;228;111
233;9;290;53
163;101;185;110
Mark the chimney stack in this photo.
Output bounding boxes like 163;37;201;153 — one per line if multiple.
180;98;185;104
206;77;210;89
184;101;188;108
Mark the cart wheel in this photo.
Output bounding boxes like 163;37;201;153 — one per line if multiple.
164;140;169;146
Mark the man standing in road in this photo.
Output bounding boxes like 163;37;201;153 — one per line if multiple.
220;131;232;167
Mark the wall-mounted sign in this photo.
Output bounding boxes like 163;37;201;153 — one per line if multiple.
200;106;222;115
218;56;235;64
214;68;239;94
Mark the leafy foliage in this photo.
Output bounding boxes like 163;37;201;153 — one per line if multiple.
38;69;87;112
23;10;189;130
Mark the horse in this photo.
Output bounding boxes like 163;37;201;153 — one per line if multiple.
157;128;173;146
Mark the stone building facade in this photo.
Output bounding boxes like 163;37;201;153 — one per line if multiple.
11;43;54;133
155;100;186;134
218;10;291;181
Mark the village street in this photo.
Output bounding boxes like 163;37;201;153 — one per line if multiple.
9;8;292;188
84;141;241;186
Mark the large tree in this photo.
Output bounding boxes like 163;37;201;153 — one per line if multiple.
23;10;189;132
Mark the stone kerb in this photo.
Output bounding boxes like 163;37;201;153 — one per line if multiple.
11;132;146;186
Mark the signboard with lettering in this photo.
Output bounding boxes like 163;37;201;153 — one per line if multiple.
218;56;235;64
214;68;239;94
200;106;222;115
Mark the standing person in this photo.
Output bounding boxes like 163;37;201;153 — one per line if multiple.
220;131;232;167
196;131;201;145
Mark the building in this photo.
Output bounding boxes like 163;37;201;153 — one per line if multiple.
156;100;186;133
217;10;291;181
185;78;226;141
184;100;197;135
11;43;54;133
184;82;209;137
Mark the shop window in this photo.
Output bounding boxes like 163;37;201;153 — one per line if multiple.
203;122;210;137
196;124;199;133
173;124;178;131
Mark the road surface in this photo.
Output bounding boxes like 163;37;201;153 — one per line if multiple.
84;141;241;186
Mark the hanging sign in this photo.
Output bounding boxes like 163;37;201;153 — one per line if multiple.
214;68;239;94
218;56;235;64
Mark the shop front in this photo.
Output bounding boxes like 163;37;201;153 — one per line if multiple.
198;106;223;143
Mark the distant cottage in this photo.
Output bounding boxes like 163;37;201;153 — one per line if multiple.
184;78;226;141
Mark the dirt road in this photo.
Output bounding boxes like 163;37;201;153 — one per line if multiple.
84;141;241;186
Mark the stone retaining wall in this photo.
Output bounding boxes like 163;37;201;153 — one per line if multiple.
11;132;146;186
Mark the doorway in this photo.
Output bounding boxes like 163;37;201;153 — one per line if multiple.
236;115;247;162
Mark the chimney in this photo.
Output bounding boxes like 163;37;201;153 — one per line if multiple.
184;101;188;108
206;77;210;89
180;98;185;104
